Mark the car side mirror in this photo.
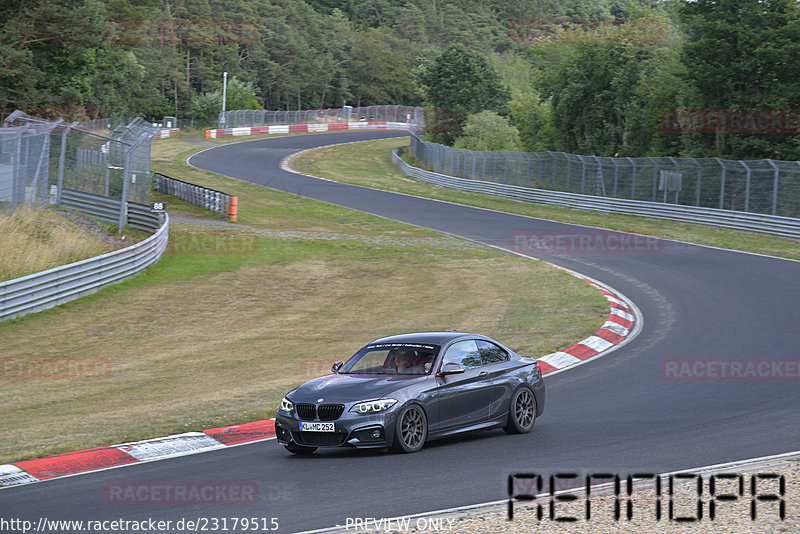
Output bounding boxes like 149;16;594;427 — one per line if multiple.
439;362;465;375
331;361;344;374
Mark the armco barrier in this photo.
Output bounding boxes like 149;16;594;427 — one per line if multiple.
393;148;800;240
205;121;411;138
0;211;169;321
153;173;235;219
60;189;162;232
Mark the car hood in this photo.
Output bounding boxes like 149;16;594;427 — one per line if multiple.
288;373;426;404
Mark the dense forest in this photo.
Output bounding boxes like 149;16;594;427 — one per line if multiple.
2;0;800;159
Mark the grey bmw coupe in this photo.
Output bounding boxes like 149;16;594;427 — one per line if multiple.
275;332;545;454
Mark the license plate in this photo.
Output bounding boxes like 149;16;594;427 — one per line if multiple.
299;422;335;432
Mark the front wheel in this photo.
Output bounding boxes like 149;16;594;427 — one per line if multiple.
284;442;317;455
504;387;536;434
391;404;428;453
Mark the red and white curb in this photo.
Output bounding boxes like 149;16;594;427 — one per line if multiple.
205;121;411;138
538;276;638;376
0;420;275;488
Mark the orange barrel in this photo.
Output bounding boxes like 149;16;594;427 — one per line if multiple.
229;196;238;221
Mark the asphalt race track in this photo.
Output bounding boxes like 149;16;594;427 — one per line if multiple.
3;131;800;533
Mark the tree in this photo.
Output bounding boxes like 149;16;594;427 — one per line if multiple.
677;0;800;159
346;28;421;107
453;111;521;151
533;6;684;157
423;45;510;144
188;77;262;127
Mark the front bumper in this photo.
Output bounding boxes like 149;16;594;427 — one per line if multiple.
275;410;399;449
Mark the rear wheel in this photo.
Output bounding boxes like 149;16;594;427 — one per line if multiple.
391;404;428;453
504;387;536;434
284;442;317;455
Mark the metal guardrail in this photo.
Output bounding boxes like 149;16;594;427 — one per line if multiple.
393;147;800;240
153;173;234;219
0;211;169;321
60;189;162;232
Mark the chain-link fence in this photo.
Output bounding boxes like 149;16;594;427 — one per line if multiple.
219;105;425;129
1;111;159;230
410;133;800;218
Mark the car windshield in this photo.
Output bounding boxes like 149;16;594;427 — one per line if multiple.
340;343;439;375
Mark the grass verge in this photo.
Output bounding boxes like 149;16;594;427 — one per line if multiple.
290;137;800;261
0;132;607;465
0;207;116;282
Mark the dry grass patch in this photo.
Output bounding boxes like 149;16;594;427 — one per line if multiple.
0;231;605;463
0;207;114;282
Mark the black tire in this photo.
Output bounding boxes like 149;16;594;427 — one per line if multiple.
284;442;317;455
504;387;536;434
391;404;428;453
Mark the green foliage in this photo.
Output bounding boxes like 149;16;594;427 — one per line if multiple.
509;93;556;152
1;0;796;164
346;28;421;107
188;77;263;127
453;111;520;151
677;0;800;159
423;45;510;145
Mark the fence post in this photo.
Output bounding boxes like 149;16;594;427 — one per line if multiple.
117;146;132;233
611;159;619;198
580;155;586;194
625;157;636;199
694;159;702;206
714;158;726;209
738;160;751;212
648;157;658;201
56;126;70;206
768;159;779;215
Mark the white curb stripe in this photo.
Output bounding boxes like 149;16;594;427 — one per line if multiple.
540;351;582;369
601;321;630;336
604;295;627;307
115;432;225;461
610;307;634;322
577;336;615;352
0;465;39;486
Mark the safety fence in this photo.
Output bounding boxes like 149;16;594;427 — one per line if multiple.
0;211;169;321
1;111;160;232
409;133;800;220
218;105;424;129
394;147;800;240
153;173;236;220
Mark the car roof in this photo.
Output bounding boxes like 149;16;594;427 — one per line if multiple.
367;332;491;346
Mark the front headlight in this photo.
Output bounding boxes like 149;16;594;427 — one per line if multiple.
279;397;294;413
350;399;398;414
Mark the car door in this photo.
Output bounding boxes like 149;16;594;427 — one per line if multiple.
432;340;492;431
476;339;514;420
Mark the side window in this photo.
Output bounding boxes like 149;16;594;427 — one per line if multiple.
477;340;509;364
441;340;482;369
